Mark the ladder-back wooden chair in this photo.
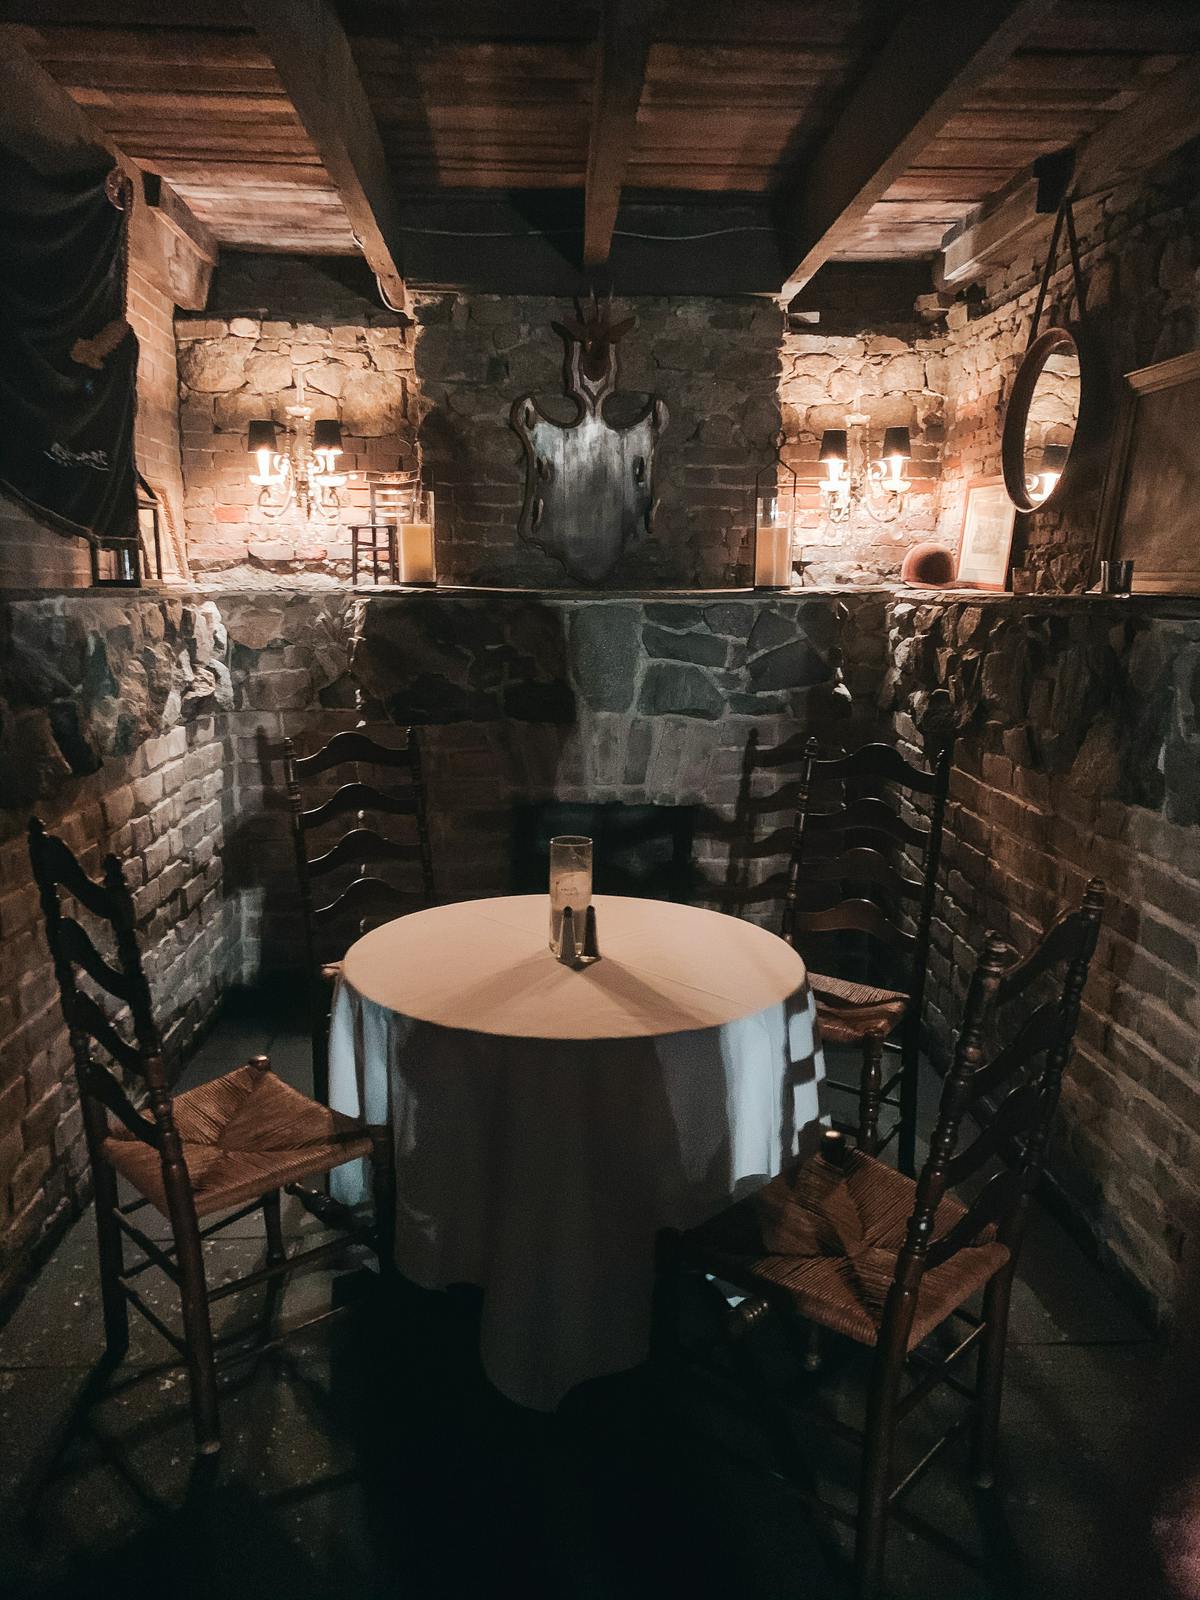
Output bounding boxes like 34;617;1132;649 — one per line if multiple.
781;735;954;1172
284;725;435;1104
667;878;1104;1598
28;818;393;1459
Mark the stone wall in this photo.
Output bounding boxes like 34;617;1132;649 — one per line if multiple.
4;584;1200;1334
884;594;1200;1316
177;307;416;578
176;255;950;588
0;594;233;1304
781;324;946;586
936;136;1200;591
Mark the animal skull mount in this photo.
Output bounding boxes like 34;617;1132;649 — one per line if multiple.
511;297;667;585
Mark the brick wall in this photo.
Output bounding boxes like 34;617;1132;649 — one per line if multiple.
935;136;1200;590
0;181;188;591
176;257;950;587
781;326;946;585
884;594;1200;1319
0;594;233;1304
177;313;416;576
125;253;188;580
4;584;1200;1329
0;493;92;590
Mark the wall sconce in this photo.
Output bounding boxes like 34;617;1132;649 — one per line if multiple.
247;372;347;519
818;424;911;525
818;429;851;519
1024;442;1069;507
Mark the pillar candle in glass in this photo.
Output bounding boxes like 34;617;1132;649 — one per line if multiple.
754;495;793;589
398;488;436;584
549;835;593;952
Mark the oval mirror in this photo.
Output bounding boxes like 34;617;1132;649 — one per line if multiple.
1001;327;1084;512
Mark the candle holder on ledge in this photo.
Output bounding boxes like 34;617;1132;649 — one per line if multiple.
753;431;801;590
549;834;601;967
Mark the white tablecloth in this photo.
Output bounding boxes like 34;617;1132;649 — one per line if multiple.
328;893;826;1410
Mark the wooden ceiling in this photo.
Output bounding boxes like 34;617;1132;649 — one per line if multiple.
8;0;1200;298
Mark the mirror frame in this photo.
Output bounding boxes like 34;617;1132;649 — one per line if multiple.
1001;325;1088;513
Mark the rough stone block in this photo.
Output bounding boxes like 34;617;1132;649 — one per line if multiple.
638;663;725;720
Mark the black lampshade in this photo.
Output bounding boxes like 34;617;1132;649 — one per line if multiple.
1040;443;1069;473
819;429;848;464
312;419;343;455
881;426;911;459
247;420;277;453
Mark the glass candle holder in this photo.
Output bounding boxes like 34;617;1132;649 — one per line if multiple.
398;488;436;584
549;835;592;953
754;496;793;589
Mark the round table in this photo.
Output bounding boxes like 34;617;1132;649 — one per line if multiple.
327;893;826;1410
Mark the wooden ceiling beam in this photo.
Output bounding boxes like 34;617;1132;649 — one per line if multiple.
0;27;216;310
583;0;657;269
243;0;407;311
940;54;1200;288
774;0;1054;299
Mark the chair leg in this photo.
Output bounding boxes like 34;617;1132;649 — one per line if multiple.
855;1344;904;1599
972;1269;1015;1489
311;1015;330;1107
858;1035;885;1155
93;1159;129;1361
172;1212;221;1456
262;1189;285;1265
897;1014;921;1178
370;1131;397;1279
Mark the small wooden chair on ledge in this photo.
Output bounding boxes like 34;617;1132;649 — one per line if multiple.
284;724;435;1104
27;819;393;1460
781;733;954;1173
664;879;1104;1599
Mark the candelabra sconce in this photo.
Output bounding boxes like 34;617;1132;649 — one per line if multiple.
818;424;912;526
753;432;803;589
247;371;348;520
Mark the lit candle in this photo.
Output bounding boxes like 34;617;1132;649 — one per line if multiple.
399;488;436;584
398;520;435;583
754;519;792;589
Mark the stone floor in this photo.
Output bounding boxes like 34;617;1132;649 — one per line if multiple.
0;1002;1178;1599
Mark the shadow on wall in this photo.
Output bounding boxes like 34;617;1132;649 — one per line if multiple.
885;598;1200;1328
412;294;783;590
230;590;876;976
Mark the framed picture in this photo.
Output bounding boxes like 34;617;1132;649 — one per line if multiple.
1095;349;1200;594
955;477;1017;590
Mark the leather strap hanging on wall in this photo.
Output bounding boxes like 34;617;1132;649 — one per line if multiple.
1025;150;1087;351
1001;148;1096;516
0;149;139;548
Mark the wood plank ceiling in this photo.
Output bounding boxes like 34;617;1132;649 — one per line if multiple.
9;0;1200;296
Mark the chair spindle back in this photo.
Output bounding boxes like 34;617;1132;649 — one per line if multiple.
27;819;189;1196
882;878;1104;1343
284;725;435;970
782;735;953;998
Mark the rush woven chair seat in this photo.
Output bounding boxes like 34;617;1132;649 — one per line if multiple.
781;733;954;1170
686;1146;1009;1351
805;974;908;1048
104;1064;373;1218
285;723;435;1103
664;878;1104;1598
28;818;394;1460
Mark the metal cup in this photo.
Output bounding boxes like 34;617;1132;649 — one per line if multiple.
1100;559;1134;596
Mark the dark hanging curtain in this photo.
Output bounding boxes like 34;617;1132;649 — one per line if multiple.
0;148;138;546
